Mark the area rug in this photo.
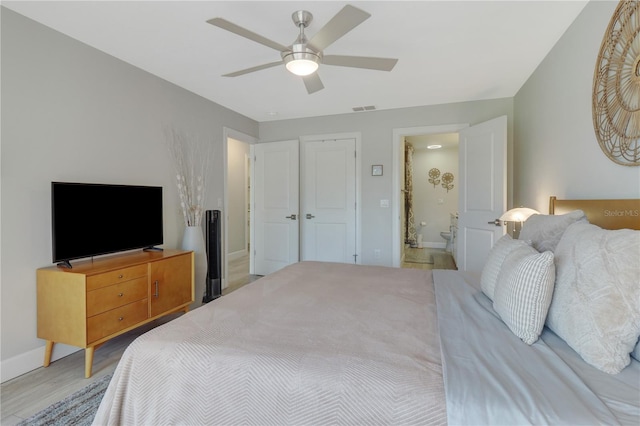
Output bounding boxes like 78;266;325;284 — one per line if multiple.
403;248;438;264
17;373;112;426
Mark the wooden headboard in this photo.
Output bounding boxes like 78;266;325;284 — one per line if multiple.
549;196;640;230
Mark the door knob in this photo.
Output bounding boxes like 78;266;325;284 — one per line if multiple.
306;214;315;219
285;214;297;220
488;219;502;226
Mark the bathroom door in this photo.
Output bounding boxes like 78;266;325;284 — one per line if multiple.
456;116;507;273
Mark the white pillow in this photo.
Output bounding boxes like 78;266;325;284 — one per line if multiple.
546;222;640;374
519;210;587;253
480;234;531;300
493;245;555;345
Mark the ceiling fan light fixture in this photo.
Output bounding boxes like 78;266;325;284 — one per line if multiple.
284;51;320;76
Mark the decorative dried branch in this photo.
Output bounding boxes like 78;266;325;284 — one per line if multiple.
165;127;213;227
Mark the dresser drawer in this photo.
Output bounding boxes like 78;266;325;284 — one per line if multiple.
87;264;147;291
87;277;148;317
87;299;148;343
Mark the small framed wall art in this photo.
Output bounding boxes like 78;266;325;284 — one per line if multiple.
371;165;383;176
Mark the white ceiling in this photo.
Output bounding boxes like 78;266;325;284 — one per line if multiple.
3;1;588;122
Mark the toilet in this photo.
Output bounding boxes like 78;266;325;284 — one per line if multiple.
440;231;452;252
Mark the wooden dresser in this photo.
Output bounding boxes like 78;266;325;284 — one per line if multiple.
37;249;194;378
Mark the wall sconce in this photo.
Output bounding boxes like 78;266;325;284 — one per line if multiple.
500;207;539;238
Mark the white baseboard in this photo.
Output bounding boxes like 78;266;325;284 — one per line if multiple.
423;242;446;249
228;249;248;262
1;343;80;383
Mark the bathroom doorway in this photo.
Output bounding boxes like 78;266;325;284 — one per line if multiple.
401;132;458;270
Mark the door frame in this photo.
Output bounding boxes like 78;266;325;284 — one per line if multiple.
223;127;257;288
391;124;468;267
300;132;362;264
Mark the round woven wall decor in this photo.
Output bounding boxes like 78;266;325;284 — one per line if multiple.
592;0;639;166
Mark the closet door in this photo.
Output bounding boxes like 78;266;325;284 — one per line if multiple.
301;138;357;264
253;140;299;275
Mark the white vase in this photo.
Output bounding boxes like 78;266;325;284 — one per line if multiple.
181;225;207;308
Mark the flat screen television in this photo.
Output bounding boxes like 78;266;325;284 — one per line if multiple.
52;182;163;267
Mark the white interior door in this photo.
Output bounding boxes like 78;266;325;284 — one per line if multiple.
254;140;299;275
301;138;357;263
457;116;507;272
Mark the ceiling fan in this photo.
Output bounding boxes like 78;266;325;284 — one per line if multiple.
207;4;398;94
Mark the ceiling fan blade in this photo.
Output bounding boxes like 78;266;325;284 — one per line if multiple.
222;61;283;77
307;5;370;52
207;18;289;52
323;55;398;71
303;73;324;94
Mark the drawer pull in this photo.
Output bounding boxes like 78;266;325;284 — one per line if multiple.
154;280;159;298
118;274;124;279
118;316;124;321
118;292;124;297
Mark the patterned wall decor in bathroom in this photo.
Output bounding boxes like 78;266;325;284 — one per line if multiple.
428;168;441;187
441;172;454;192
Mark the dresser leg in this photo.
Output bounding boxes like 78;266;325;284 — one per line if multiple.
85;346;95;378
43;341;54;367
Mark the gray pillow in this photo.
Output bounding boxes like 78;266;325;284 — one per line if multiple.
519;210;587;252
546;222;640;374
493;245;555;345
480;234;531;300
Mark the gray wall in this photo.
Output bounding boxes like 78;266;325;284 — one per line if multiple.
514;0;640;210
227;137;250;254
1;8;258;380
259;98;514;266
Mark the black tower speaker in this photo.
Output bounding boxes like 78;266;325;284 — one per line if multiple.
203;209;222;303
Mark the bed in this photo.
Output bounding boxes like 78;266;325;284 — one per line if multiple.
93;197;640;425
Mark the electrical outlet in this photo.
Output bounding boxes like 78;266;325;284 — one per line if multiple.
374;249;381;259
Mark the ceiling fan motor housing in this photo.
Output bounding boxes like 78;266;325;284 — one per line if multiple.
283;10;321;75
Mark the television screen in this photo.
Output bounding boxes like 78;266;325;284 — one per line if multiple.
52;182;163;265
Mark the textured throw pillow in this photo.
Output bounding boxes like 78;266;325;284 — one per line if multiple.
546;222;640;374
480;234;531;300
493;245;555;345
519;210;587;252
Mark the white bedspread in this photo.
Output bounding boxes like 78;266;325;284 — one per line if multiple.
434;270;640;426
93;262;446;425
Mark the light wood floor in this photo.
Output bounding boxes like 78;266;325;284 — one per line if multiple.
225;251;261;294
401;247;457;270
0;254;258;425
